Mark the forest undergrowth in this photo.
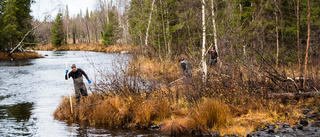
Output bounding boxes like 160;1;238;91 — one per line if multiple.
54;55;320;136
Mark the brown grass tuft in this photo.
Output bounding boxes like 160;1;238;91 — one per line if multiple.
190;98;230;132
161;117;191;135
53;97;74;122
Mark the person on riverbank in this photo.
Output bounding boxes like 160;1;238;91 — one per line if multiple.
179;58;192;78
65;64;91;103
208;47;218;67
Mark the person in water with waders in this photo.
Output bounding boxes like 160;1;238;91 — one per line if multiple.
65;64;91;103
179;58;192;78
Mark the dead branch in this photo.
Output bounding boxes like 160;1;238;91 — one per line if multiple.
268;91;319;98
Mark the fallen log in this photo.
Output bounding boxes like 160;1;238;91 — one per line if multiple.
268;92;319;98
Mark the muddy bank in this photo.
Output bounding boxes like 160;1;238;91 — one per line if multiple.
30;44;137;54
0;51;43;60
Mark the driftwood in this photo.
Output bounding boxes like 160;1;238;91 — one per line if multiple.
9;19;47;55
268;91;319;98
8;6;58;55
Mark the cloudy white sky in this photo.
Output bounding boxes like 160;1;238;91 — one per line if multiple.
31;0;95;21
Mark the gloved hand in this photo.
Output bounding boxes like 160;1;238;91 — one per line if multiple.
66;70;68;73
88;79;92;84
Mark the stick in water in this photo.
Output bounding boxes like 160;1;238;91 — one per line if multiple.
66;62;73;114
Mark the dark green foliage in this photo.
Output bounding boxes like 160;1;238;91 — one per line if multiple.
51;13;65;47
102;11;122;46
0;0;35;51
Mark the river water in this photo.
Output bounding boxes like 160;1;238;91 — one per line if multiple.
0;51;164;136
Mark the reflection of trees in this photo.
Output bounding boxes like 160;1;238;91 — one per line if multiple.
5;102;34;122
52;51;67;56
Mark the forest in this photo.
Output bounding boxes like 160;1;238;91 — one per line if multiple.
1;0;320;136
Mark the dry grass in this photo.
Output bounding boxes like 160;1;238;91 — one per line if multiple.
161;117;192;135
53;91;317;136
127;56;180;82
0;52;44;60
189;98;230;133
53;55;320;136
31;43;137;53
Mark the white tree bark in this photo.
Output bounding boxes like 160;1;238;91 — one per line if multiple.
106;0;109;23
275;10;279;68
201;0;207;82
118;0;122;27
211;0;219;63
145;0;156;50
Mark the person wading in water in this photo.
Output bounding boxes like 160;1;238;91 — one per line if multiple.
65;64;91;103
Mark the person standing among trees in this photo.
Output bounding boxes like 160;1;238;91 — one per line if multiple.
208;48;218;67
65;64;91;103
179;58;192;78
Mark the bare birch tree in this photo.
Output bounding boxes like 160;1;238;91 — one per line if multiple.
211;0;219;63
145;0;156;53
201;0;207;82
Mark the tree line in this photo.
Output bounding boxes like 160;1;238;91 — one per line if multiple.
1;0;320;70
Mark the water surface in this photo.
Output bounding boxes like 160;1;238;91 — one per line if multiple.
0;51;165;136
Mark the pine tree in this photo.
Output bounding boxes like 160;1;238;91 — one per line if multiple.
0;0;35;51
51;13;65;47
2;0;21;50
102;11;122;46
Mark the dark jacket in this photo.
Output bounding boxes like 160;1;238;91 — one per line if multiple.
181;61;192;77
208;50;218;60
65;68;89;80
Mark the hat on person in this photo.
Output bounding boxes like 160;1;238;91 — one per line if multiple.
212;47;215;50
178;58;184;62
71;64;76;68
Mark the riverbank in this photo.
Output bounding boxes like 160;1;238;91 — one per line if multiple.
53;54;320;136
0;51;44;60
31;43;137;53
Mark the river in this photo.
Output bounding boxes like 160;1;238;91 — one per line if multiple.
0;51;165;136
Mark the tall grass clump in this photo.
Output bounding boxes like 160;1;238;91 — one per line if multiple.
161;118;192;135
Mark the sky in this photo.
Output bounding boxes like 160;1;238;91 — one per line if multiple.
31;0;95;21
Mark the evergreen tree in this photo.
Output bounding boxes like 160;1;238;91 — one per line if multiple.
0;0;35;51
2;0;21;50
51;13;65;47
102;11;122;46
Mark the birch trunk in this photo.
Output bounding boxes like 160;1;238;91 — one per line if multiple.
211;0;219;63
201;0;207;82
145;0;156;50
303;0;311;88
106;0;109;23
118;0;122;27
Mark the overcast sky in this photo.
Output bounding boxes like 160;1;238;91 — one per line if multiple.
31;0;95;21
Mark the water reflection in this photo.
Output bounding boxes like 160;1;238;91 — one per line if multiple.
0;102;36;136
52;51;67;56
0;102;34;122
0;60;33;66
